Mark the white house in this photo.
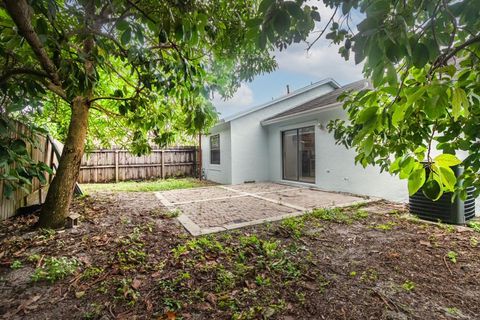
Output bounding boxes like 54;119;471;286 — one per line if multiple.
201;78;408;202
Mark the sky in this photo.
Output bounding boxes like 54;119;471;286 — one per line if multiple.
212;4;365;119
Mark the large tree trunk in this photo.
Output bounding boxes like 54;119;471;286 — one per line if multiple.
37;97;89;228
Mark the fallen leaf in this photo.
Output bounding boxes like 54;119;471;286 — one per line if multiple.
75;291;85;299
205;292;217;306
132;278;142;289
166;311;176;320
419;240;432;247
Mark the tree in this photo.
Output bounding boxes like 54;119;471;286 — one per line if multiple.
0;0;318;227
277;0;479;201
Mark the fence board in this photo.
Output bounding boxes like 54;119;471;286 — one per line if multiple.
78;147;198;183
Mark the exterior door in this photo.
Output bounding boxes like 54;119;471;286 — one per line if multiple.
282;126;315;183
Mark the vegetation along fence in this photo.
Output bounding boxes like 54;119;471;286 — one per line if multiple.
0;122;60;220
78;147;199;183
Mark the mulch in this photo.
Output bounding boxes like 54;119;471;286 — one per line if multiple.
0;192;479;319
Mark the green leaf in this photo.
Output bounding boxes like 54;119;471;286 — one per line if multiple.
258;31;267;50
284;2;304;19
121;28;131;45
424;95;442;119
272;9;291;35
36;17;49;35
392;103;408;127
399;157;415;179
259;0;275;13
10;139;27;155
159;30;168;43
310;11;321;22
434;154;462;167
119;104;128;115
406;86;426;106
356;106;378;124
117;20;129;31
363;135;374;156
412;43;429;68
438;166;456;191
451;87;469;120
422;175;443;200
3;182;13;199
414;146;426;161
386;63;397;86
389;157;401;174
408;167;426;196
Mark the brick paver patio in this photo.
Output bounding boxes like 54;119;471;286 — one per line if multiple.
155;182;374;235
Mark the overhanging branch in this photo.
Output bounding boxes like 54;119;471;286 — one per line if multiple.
89;96;135;103
0;67;48;84
3;0;62;87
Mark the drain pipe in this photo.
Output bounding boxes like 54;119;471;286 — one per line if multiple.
198;132;202;180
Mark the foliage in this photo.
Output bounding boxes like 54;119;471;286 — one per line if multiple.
0;0;318;151
31;256;79;282
0;116;53;198
402;280;416;292
10;260;23;269
446;251;458;264
467;221;480;233
316;0;480;200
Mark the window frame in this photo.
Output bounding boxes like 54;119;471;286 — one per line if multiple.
210;134;221;165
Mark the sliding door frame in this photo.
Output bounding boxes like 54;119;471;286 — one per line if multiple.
281;125;315;184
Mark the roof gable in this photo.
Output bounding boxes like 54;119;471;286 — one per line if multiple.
218;78;340;124
261;79;369;125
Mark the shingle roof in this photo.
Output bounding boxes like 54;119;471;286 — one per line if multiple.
262;79;370;124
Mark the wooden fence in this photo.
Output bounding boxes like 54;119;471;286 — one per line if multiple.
0;123;59;220
0;121;198;219
78;147;199;183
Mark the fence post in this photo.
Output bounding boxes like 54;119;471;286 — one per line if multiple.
115;150;119;183
161;150;165;179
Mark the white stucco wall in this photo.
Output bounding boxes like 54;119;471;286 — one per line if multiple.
266;107;409;202
229;83;336;184
201;123;232;184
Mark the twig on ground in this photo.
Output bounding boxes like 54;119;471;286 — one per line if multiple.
443;255;453;275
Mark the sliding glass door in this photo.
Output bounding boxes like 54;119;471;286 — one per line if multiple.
282;126;315;183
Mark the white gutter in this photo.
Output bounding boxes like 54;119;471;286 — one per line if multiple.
260;102;343;126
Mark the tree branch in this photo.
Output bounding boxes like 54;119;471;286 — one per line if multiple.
3;0;62;86
0;67;48;84
307;7;338;52
89;96;135;103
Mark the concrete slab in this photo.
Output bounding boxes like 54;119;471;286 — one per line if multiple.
156;182;371;235
258;188;366;210
159;186;239;204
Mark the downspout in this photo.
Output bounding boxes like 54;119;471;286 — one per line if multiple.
198;132;202;180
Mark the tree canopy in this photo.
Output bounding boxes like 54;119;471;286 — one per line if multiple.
0;0;319;227
2;0;479;227
315;0;480;201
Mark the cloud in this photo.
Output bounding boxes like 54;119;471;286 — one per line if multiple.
275;42;364;85
274;2;365;85
211;83;254;118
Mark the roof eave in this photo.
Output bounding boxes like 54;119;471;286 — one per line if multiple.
261;102;343;126
220;78;340;123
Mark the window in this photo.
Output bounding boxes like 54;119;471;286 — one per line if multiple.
210;134;220;164
282;126;315;183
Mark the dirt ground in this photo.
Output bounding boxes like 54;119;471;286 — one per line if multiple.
1;191;480;320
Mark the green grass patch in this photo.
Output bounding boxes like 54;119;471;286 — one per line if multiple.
80;178;205;193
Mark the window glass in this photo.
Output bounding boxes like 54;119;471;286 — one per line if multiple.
210;134;220;164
